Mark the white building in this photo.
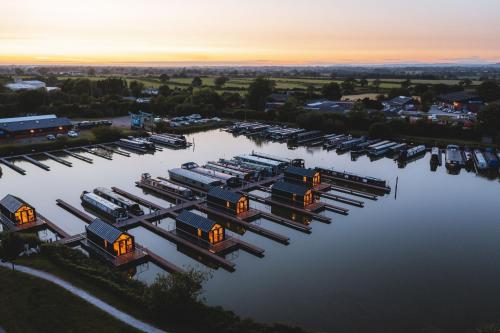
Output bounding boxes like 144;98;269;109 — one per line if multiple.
5;80;46;91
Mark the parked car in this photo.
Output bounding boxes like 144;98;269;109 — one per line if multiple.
46;134;56;140
67;130;79;138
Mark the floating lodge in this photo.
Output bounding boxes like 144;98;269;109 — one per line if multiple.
149;133;188;148
86;218;135;257
317;168;391;193
271;181;314;208
207;187;249;215
0;194;36;226
284;166;321;187
176;210;225;245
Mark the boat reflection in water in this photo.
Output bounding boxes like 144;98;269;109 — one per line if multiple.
271;205;312;226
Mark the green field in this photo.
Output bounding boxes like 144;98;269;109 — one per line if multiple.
0;267;139;333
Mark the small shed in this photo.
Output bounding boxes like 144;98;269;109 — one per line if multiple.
207;187;249;215
0;194;37;225
284;166;321;187
271;181;313;208
86;218;135;257
176;210;225;244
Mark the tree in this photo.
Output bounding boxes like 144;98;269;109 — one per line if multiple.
0;232;40;269
158;85;171;97
191;76;203;87
214;76;229;89
459;78;472;88
369;122;393;139
341;80;356;94
401;79;412;89
420;91;434;112
372;78;381;93
246;76;275;110
129;80;145;97
321;82;342;100
413;84;429;96
477;103;500;135
159;74;170;83
87;67;96;76
359;78;369;88
477;80;500;102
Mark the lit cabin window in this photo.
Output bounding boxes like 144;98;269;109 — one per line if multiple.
292;194;297;201
197;228;202;237
303;176;307;183
226;201;230;208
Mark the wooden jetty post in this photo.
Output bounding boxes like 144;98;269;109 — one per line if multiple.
97;144;131;157
22;155;50;171
80;147;113;160
64;150;93;163
43;152;72;167
0;158;26;175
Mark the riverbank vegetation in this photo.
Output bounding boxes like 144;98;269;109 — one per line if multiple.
13;243;309;333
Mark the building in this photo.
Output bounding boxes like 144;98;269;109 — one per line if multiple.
387;96;414;109
207;187;249;215
176;210;225;245
5;80;46;91
86;218;135;257
0;114;73;139
0;194;37;226
284;166;321;187
304;100;355;114
438;91;483;112
271;181;313;208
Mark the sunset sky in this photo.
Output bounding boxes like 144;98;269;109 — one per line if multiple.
1;0;499;66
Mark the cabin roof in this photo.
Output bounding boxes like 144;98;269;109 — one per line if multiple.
86;218;126;243
0;117;72;133
285;166;317;178
176;210;218;232
0;194;30;214
208;187;243;204
169;168;223;186
272;181;311;196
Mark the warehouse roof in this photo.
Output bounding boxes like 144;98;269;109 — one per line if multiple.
272;181;311;196
86;218;126;243
208;187;244;204
0;117;72;133
176;210;218;232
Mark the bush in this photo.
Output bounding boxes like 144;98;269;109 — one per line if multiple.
369;122;394;139
91;127;124;142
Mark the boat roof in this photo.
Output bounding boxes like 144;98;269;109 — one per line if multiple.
235;154;283;167
176;210;218;232
86;218;128;243
83;192;123;210
169;168;223;185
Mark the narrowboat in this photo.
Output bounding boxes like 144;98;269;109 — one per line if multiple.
463;148;474;170
284;166;321;187
351;139;381;153
317;168;390;192
182;162;241;187
207;187;249;215
288;130;323;145
430;147;442;165
80;191;128;222
271;181;313;208
337;137;366;151
368;142;399;157
141;173;194;199
251;152;290;165
149;134;187;148
209;161;259;179
204;162;254;181
473;150;488;171
234;154;287;174
118;138;155;151
398;145;426;161
445;145;463;169
86;218;135;257
388;143;408;155
483;148;499;169
168;168;223;191
93;187;144;216
0;194;37;226
176;210;225;245
219;158;274;176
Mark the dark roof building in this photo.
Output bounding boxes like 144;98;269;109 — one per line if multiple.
388;96;414;107
0;194;37;225
0;115;73;139
86;218;135;257
207;187;249;215
438;91;484;112
271;181;314;207
284;166;321;187
305;100;355;114
176;210;225;244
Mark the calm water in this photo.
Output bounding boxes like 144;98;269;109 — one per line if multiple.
1;130;500;333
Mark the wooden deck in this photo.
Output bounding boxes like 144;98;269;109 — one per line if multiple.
314;190;364;207
22;155;50;171
44;152;72;167
64;150;93;163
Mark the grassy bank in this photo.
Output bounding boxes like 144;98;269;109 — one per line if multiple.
0;267;140;333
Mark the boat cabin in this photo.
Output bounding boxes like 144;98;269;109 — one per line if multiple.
271;181;313;208
86;218;135;257
0;194;37;225
207;187;249;215
284;166;321;187
176;210;225;245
